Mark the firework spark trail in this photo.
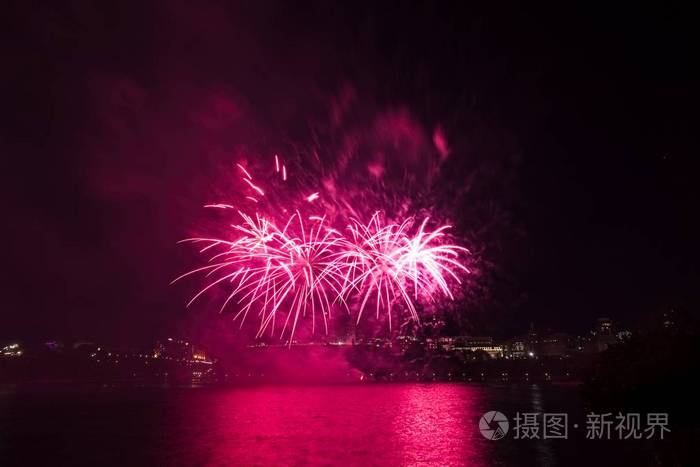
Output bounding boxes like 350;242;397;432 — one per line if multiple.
174;158;470;339
204;203;234;209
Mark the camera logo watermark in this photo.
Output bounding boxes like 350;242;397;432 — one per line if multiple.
479;411;509;440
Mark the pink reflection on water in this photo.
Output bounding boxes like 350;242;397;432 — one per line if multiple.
393;384;488;466
163;384;491;466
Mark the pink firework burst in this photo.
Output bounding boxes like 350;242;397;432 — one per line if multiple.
174;158;471;340
339;212;469;329
173;211;350;339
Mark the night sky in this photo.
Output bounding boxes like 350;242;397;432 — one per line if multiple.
3;1;697;344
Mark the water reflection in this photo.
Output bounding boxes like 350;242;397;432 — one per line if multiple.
3;383;631;466
393;384;487;466
165;384;491;466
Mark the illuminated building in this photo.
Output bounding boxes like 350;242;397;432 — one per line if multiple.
453;337;503;358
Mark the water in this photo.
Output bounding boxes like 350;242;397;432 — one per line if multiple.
0;383;655;466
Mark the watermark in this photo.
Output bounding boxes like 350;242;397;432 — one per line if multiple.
479;411;509;440
478;411;670;440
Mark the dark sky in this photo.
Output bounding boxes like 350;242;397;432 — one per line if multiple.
3;1;697;344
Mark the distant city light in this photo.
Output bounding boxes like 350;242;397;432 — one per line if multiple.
2;343;23;357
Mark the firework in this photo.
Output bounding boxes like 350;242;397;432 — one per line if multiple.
174;211;351;339
174;158;470;339
338;212;469;329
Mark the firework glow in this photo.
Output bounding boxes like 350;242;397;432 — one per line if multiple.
174;156;470;339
